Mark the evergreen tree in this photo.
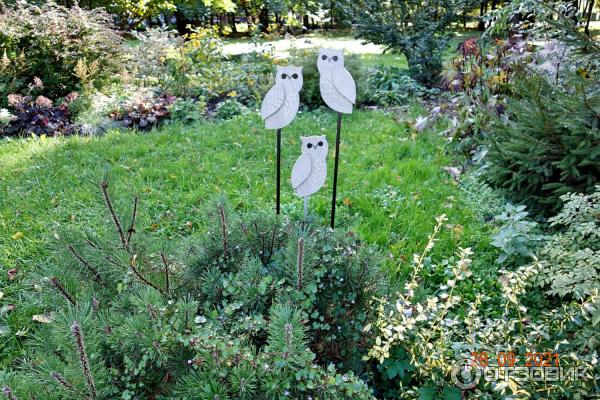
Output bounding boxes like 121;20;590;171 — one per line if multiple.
486;75;600;216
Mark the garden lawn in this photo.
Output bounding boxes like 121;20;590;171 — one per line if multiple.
224;28;481;68
0;108;495;367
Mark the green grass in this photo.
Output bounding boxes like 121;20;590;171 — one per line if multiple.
0;108;495;366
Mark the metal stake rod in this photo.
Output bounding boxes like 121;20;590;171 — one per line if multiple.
276;128;282;215
304;197;308;220
330;112;342;229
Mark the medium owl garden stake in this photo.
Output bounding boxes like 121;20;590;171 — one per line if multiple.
260;65;303;214
317;49;356;228
291;136;328;219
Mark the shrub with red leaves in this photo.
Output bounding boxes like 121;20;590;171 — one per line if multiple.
109;94;177;131
2;94;79;137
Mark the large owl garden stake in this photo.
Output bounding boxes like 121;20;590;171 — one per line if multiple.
291;136;328;219
317;49;356;228
260;66;304;214
317;49;356;114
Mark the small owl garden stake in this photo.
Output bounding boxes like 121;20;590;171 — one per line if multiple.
291;136;328;219
317;49;356;228
260;65;304;215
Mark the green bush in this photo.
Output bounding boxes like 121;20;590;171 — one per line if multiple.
289;48;368;110
364;214;599;399
490;203;544;264
167;97;207;124
1;182;383;398
214;98;248;120
0;3;124;107
365;66;437;106
354;0;454;85
127;27;274;108
534;187;600;300
486;75;600;217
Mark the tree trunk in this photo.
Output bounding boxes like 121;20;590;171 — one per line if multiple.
174;8;190;35
259;7;269;33
584;0;595;35
478;0;488;31
330;1;335;29
303;14;309;29
243;7;251;30
229;12;238;33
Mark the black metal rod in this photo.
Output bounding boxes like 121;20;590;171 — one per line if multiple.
330;113;342;229
276;128;282;215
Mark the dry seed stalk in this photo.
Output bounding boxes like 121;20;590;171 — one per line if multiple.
70;321;97;399
100;180;128;251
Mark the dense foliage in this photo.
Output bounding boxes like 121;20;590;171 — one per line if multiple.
443;0;600;217
486;75;600;216
534;187;600;299
354;0;456;85
124;27;274;109
0;3;123;106
365;193;600;399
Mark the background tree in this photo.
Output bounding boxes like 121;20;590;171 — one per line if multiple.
354;0;458;85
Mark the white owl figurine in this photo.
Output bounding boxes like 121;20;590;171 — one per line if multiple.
291;135;328;198
317;49;356;114
260;66;303;130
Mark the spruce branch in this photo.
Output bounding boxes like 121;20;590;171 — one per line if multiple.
70;321;97;399
296;237;304;290
50;277;76;306
160;251;170;296
99;179;128;251
1;386;18;400
129;254;165;295
218;204;228;260
126;196;138;246
50;372;77;394
67;245;104;285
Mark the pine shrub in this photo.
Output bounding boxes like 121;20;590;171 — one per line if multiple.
486;75;600;216
2;179;383;399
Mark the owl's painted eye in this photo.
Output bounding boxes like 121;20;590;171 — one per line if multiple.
321;55;327;60
318;141;324;147
292;73;299;79
307;143;313;148
281;73;288;79
332;56;339;61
